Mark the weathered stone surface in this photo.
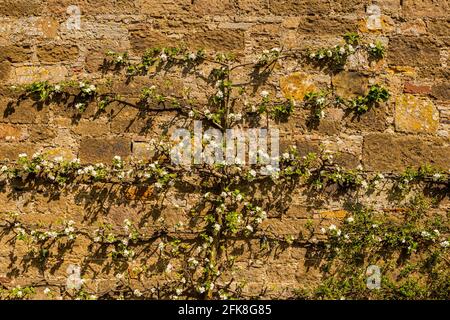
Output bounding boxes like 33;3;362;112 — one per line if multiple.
332;72;369;98
402;0;450;18
426;18;450;37
0;123;27;142
0;0;449;299
319;210;348;219
0;143;39;160
125;185;155;200
0;62;11;81
44;0;138;15
132;141;156;160
280;72;317;101
403;82;432;95
28;125;56;142
0;45;33;63
71;119;109;137
297;17;359;35
128;27;178;55
9;65;68;84
129;25;244;54
37;44;79;63
189;29;245;52
317;108;344;136
395;95;439;134
388;36;441;67
137;0;235;16
0;0;42;16
110;106;152;134
431;83;450;100
363;134;450;171
79;137;131;164
269;0;330;15
44;147;77;160
0;99;49;124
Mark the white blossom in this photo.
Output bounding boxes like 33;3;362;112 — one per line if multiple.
260;90;269;98
216;90;224;99
160;53;168;62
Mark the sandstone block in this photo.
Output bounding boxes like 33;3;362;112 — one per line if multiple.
332;72;369;99
388;36;440;67
363;134;450;171
79;137;131;164
395;95;439;134
37;44;79;63
280;72;317;101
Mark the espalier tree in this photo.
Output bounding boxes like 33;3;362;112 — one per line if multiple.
0;33;448;300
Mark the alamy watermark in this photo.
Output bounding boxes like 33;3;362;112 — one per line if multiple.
170;121;280;176
366;265;381;290
66;5;81;30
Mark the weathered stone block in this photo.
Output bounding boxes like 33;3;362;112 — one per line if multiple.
37;44;79;63
431;83;450;100
44;147;77;161
426;18;450;37
28;125;56;142
402;0;450;18
395;95;439;134
280;72;317;101
79;137;131;164
128;27;178;55
44;0;138;15
187;29;245;52
0;45;33;63
137;0;264;16
0;123;27;142
332;72;369;99
9;65;68;84
363;134;450;171
0;143;39;161
403;82;432;95
297;17;359;35
132;141;156;160
110;106;153;134
0;62;11;81
71;119;109;137
269;0;330;15
0;99;49;124
388;36;440;67
0;0;42;16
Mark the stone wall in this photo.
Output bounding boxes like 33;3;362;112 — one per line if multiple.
0;1;449;299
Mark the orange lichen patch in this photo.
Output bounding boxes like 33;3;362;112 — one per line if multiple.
319;210;348;219
280;72;317;101
395;95;439;134
387;66;417;77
